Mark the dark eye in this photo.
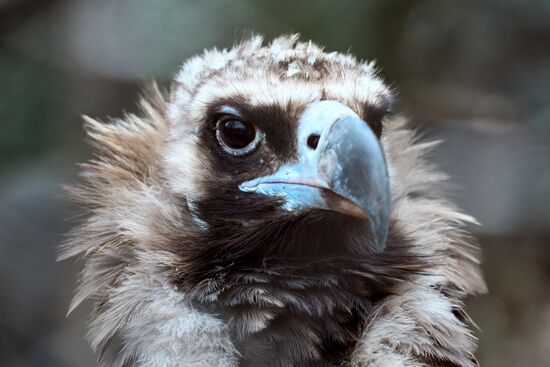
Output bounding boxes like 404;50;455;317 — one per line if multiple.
216;116;262;155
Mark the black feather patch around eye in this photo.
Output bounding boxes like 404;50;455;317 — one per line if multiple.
204;99;299;162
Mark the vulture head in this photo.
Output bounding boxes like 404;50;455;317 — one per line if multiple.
62;35;486;367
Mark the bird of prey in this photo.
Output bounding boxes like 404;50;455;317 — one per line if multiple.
61;35;486;367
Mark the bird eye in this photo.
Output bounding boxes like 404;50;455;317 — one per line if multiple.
216;116;262;155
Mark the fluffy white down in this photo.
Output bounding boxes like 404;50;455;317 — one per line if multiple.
98;273;239;367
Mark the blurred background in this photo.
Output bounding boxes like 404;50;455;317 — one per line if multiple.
1;0;549;366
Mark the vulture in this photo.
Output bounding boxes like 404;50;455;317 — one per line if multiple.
61;35;487;367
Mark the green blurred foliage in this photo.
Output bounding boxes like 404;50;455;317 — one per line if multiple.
0;52;70;170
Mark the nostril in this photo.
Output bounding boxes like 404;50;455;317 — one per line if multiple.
306;134;320;150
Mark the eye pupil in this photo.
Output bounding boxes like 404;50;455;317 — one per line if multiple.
220;119;256;149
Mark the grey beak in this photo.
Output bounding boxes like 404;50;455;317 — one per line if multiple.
316;116;390;251
240;101;391;251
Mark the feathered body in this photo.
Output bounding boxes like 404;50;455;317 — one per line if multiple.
62;35;486;366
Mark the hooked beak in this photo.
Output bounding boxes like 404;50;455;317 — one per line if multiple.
239;101;390;251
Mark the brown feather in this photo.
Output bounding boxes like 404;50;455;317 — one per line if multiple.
62;35;486;367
